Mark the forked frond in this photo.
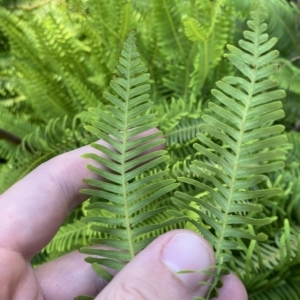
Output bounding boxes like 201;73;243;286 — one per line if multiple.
171;3;287;298
79;31;180;283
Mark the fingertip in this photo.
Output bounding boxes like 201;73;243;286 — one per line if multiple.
213;273;248;300
161;231;215;293
96;230;216;300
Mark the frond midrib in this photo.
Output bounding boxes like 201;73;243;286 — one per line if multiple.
161;0;184;57
121;42;134;259
215;19;260;259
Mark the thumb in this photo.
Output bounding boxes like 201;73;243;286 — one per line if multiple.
96;230;215;300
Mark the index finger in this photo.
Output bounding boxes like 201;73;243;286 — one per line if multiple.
0;128;163;259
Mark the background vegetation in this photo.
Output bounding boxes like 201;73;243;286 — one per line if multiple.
1;0;300;299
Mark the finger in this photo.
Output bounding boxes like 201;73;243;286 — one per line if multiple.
34;230;247;300
34;250;110;300
0;128;163;259
95;230;247;300
212;274;248;300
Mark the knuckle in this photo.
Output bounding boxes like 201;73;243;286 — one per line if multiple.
104;277;162;300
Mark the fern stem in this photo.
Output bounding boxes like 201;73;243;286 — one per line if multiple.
162;0;185;58
0;129;21;146
122;40;135;260
98;18;122;43
183;42;196;100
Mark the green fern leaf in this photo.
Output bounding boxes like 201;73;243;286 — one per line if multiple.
249;280;300;300
234;0;300;54
188;0;234;91
152;0;186;57
245;221;300;300
271;58;300;95
264;0;300;54
172;4;287;298
0;139;15;162
43;220;98;256
0;104;36;139
165;117;201;146
151;0;194;99
182;16;208;42
79;31;180;281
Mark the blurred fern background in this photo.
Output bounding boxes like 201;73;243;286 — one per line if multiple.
1;0;300;299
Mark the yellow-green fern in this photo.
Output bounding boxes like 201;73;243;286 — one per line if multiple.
172;3;287;298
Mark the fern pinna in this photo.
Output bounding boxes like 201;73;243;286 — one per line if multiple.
78;30;180;297
172;4;287;299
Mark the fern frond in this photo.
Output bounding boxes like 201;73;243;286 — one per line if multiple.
0;115;92;192
0;8;76;118
237;221;300;279
249;279;300;300
182;16;208;42
244;221;300;300
157;96;202;146
82;0;136;71
165;117;202;146
118;2;135;42
282;133;300;223
280;92;300;130
286;132;300;169
271;58;300;94
0;139;15;162
188;0;234;92
63;73;101;110
233;0;300;54
0;4;107;120
172;4;287;298
183;0;226;42
79;31;180;282
152;0;187;58
264;0;300;54
0;104;36;139
43;219;99;257
151;0;194;99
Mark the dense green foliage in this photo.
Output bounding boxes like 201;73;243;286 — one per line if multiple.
1;0;300;299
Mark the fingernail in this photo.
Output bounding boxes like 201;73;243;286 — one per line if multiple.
162;233;214;292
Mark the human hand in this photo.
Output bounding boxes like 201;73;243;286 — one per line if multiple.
0;130;247;300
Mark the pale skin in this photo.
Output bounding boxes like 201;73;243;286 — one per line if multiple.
0;129;248;300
